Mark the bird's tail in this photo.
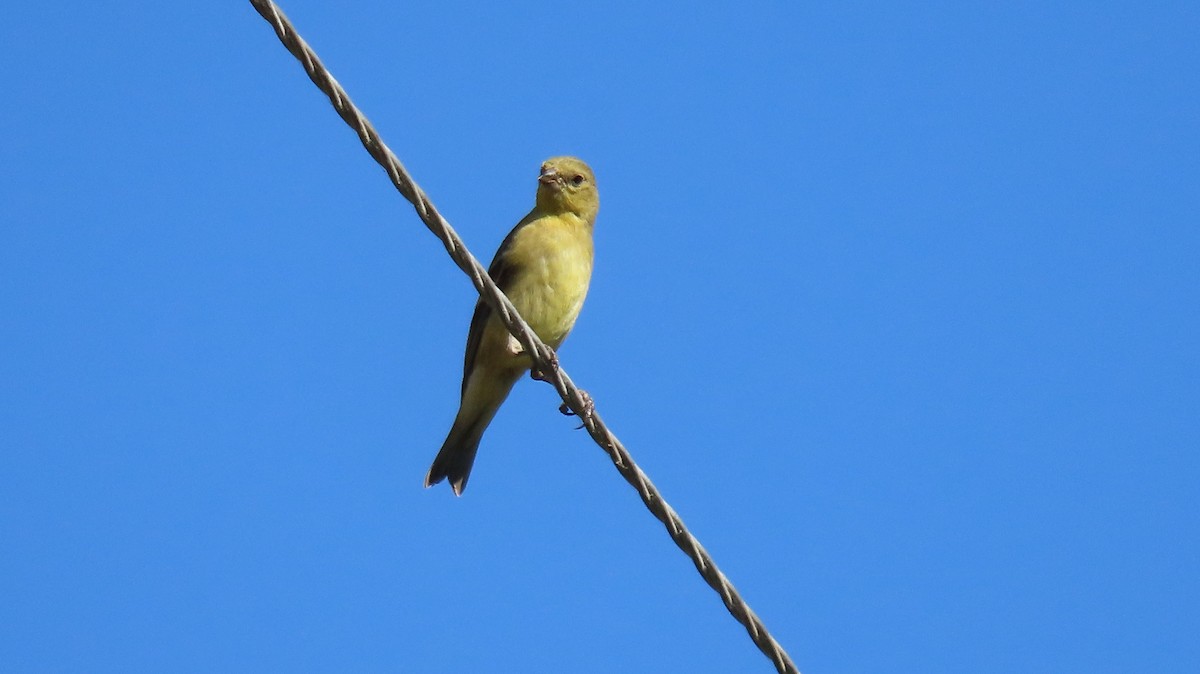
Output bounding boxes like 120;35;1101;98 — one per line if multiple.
425;364;520;496
424;414;488;496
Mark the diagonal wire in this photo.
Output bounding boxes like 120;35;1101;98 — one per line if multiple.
247;2;800;672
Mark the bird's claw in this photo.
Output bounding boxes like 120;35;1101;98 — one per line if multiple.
558;389;595;429
529;350;559;382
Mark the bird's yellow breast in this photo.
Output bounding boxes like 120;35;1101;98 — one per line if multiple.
502;212;594;349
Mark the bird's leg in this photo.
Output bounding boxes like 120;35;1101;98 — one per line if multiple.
510;335;550;381
529;348;559;382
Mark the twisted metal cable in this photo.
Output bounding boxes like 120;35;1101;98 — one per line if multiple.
248;2;800;672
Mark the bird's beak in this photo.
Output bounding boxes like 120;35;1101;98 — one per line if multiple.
538;166;560;186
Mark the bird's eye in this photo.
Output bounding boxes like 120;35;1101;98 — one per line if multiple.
571;174;585;186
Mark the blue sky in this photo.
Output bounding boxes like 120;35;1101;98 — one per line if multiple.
2;1;1197;672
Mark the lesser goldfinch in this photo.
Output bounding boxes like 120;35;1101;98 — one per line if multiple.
424;156;599;495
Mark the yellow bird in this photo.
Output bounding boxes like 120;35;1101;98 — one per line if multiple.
424;156;599;495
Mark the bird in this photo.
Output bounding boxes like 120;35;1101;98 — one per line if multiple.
424;156;599;495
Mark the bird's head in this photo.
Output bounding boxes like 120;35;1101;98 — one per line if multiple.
535;156;599;221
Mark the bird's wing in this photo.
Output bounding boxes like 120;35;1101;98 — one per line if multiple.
460;213;534;396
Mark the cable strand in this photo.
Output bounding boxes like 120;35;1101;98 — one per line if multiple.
248;2;799;672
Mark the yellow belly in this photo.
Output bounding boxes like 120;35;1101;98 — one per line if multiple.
504;214;594;349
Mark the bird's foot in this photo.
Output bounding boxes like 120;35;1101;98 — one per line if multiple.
558;389;595;429
529;350;559;382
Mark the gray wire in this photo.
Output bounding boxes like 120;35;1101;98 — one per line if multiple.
248;2;801;671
